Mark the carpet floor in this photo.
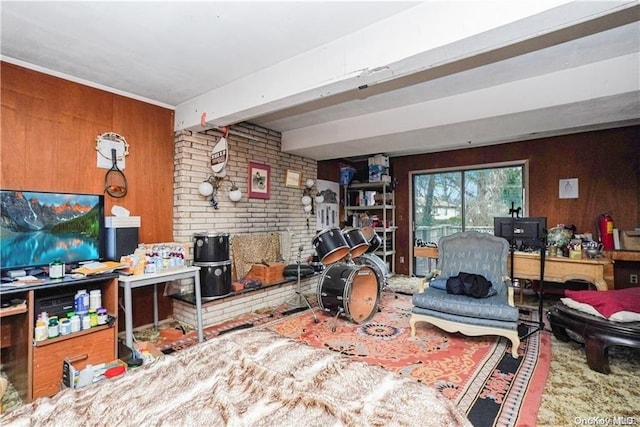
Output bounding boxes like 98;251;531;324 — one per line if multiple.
2;275;638;427
265;291;549;427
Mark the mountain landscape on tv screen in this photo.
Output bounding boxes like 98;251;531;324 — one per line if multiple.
0;191;102;269
1;191;98;236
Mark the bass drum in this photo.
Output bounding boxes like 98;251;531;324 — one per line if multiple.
312;227;350;265
361;226;382;253
316;263;379;324
353;253;388;291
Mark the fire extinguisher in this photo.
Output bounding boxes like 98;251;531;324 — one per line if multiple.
598;212;615;250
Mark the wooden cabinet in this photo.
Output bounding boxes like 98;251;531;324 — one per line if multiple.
0;273;118;402
32;327;115;398
344;181;396;274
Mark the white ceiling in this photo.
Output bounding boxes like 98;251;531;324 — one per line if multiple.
2;1;639;161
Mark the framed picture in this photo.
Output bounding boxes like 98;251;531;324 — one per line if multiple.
285;169;302;188
248;162;270;199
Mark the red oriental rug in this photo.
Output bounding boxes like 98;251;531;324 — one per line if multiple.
266;292;551;427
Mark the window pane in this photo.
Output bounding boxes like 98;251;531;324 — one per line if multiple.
413;164;523;277
464;166;522;233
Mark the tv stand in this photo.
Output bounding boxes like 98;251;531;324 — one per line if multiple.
0;272;119;403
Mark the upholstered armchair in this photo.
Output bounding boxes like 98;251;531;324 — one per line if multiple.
410;231;521;358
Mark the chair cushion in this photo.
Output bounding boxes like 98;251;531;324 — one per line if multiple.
412;287;519;322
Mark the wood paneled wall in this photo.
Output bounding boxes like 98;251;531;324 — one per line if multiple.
319;127;640;276
1;62;176;327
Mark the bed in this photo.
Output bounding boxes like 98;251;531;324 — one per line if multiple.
1;328;470;426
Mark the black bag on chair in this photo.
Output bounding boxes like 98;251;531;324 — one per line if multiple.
446;272;493;298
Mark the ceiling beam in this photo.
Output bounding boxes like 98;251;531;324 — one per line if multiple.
175;0;607;132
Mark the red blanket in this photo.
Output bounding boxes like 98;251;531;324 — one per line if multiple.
565;288;640;318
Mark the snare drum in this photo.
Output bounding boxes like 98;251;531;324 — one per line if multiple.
312;227;350;265
316;263;379;324
342;227;369;258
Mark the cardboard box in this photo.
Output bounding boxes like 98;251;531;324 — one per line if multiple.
134;341;163;364
368;154;389;167
620;230;640;251
245;263;286;284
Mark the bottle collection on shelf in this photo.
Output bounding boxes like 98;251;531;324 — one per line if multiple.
120;243;188;275
34;289;108;342
142;244;187;273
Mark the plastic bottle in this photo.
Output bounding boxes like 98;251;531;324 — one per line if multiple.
49;259;65;279
34;319;48;341
89;289;102;310
48;316;59;338
81;314;91;330
75;290;89;316
59;318;71;335
70;314;81;333
97;308;108;325
89;309;98;327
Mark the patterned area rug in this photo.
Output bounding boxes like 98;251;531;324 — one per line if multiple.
266;291;550;427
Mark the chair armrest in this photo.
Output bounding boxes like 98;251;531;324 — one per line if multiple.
418;269;441;293
418;278;427;293
503;279;517;307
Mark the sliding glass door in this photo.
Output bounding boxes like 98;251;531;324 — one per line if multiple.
412;163;525;276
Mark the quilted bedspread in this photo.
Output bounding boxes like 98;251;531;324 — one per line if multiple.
2;328;470;426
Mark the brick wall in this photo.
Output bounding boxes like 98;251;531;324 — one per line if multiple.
172;122;320;325
173;276;316;327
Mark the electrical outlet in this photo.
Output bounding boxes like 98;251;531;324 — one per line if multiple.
399;256;405;264
631;274;639;284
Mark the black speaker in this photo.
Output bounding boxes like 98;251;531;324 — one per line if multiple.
106;227;138;260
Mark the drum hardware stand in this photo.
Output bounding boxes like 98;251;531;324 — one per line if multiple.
270;245;319;323
505;203;547;341
330;307;345;332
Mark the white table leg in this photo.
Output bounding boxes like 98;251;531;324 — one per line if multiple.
153;283;158;330
124;284;133;349
194;273;204;342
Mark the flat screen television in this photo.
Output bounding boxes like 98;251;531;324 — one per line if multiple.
493;216;547;251
0;189;106;273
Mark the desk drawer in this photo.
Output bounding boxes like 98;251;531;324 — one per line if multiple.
32;327;115;399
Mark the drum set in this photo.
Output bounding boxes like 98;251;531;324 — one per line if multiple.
312;226;390;330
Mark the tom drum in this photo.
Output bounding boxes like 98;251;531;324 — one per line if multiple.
361;227;382;254
316;263;379;324
342;228;369;258
312;227;350;265
193;232;230;263
196;261;232;298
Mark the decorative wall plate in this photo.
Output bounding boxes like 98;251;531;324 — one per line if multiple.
211;137;228;173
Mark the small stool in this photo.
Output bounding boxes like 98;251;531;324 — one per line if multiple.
547;301;640;374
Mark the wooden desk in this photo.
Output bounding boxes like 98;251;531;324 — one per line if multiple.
414;247;614;291
509;252;613;291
